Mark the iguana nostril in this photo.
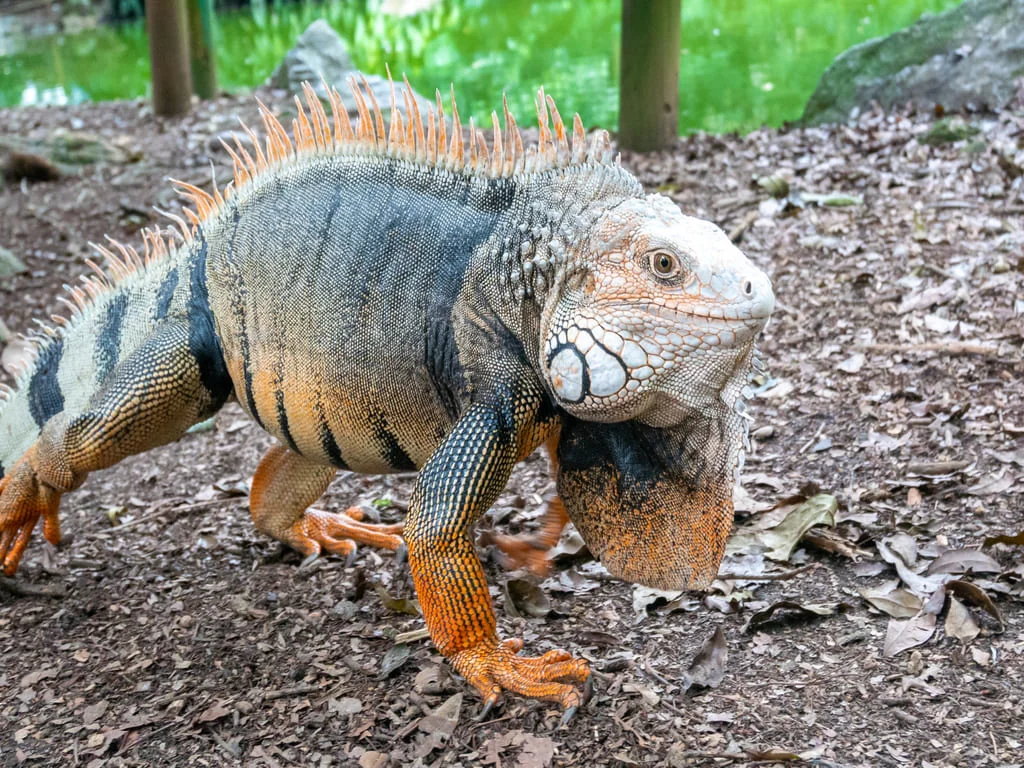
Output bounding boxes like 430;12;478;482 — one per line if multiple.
743;280;753;296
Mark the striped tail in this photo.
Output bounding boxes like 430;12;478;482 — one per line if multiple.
0;231;194;479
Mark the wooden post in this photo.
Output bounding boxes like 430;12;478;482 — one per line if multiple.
187;0;218;100
145;0;192;117
618;0;681;152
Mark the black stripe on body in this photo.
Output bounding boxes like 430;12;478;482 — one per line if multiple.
224;207;264;429
95;291;129;382
28;337;65;427
316;406;348;470
367;407;416;471
275;387;298;452
186;234;233;411
154;265;179;320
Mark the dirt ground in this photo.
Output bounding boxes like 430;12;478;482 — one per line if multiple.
0;87;1022;768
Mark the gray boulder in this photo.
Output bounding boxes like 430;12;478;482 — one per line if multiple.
803;0;1024;126
269;20;432;117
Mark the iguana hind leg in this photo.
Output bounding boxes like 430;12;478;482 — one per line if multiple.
489;436;569;577
0;323;228;575
250;445;403;560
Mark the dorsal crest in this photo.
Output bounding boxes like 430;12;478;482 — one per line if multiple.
173;73;618;222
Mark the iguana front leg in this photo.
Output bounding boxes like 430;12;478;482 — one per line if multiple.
404;390;590;721
250;444;402;561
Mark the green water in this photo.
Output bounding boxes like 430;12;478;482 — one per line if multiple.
0;0;962;134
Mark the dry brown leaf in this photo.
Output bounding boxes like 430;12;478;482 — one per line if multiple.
886;533;919;567
876;538;950;596
682;626;728;692
726;493;837;562
418;692;462;738
983;530;1024;547
859;582;924;618
328;697;363;716
944;596;980;643
836;352;866;373
373;584;421;616
82;700;108;726
945;579;1004;628
359;752;388;768
744;600;847;632
195;699;232;724
631;585;698;615
504;578;552;618
966;470;1016;496
20;667;58;688
926;548;1001;576
376;643;411;680
883;612;937;657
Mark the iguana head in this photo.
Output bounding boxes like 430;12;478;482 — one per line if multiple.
537;193;774;591
539;193;773;426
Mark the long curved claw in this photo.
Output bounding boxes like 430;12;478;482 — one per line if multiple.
451;637;591;719
299;551;321;570
559;705;578;728
581;675;595;707
476;691;501;722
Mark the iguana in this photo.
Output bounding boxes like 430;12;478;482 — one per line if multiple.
0;76;773;721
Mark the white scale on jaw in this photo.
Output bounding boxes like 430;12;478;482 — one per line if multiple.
547;326;669;403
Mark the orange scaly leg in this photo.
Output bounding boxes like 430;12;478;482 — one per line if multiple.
406;403;590;722
0;447;63;576
489;436;569;577
250;445;403;561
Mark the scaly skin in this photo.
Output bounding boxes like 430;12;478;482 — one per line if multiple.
250;445;403;559
0;77;773;718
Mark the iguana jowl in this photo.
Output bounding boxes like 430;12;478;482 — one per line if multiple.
0;77;774;718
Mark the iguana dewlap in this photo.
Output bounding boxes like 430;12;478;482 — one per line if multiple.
0;77;773;720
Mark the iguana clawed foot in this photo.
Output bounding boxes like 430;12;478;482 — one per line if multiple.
452;638;591;720
282;507;403;559
488;532;556;577
0;449;62;576
487;493;570;578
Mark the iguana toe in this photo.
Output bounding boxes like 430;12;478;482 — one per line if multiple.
280;508;403;560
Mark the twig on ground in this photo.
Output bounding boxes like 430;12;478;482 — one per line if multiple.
394;627;431;644
797;423;826;455
92;497;242;536
675;751;803;764
0;576;66;598
263;684;324;702
728;210;759;243
856;341;1005;357
905;460;971;475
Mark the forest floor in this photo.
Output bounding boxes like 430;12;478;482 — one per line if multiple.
0;88;1022;768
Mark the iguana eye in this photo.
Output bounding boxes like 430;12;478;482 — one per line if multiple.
648;250;681;279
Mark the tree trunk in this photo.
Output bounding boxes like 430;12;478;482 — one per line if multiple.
618;0;681;152
146;0;192;117
187;0;218;100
